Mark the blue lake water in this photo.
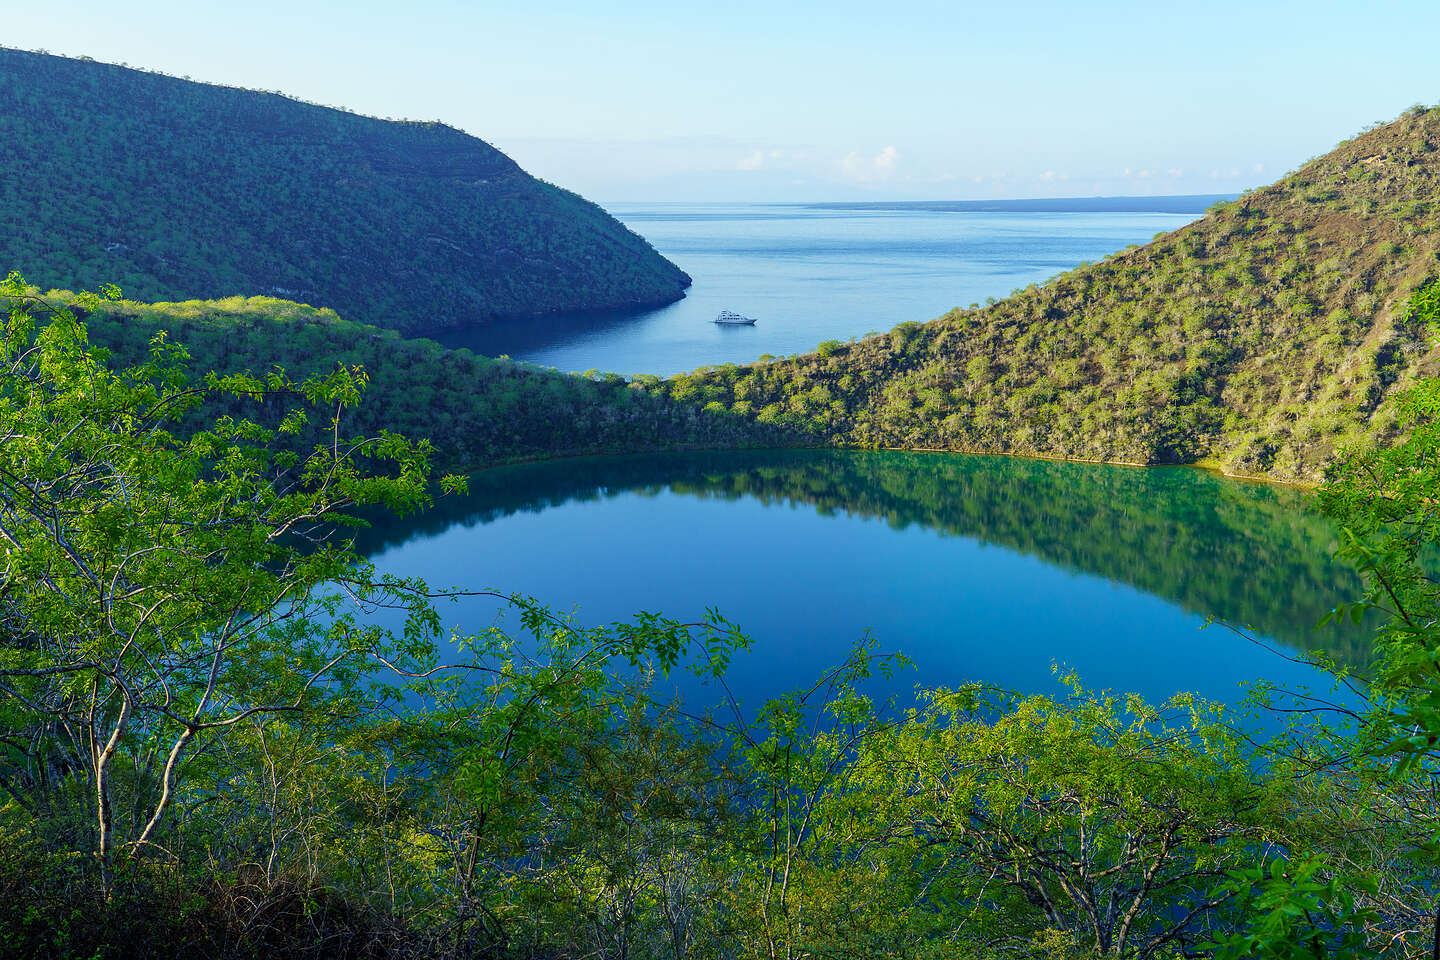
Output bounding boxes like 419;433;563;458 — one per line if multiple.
359;450;1364;712
436;200;1221;377
384;197;1365;714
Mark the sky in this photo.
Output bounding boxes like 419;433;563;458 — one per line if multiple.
7;0;1440;201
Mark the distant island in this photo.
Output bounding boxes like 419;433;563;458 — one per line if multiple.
807;194;1236;214
0;47;691;335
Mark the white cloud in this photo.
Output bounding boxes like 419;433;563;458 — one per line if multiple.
1252;162;1265;174
1167;167;1183;178
840;145;901;183
737;150;765;171
1040;170;1057;181
736;148;810;174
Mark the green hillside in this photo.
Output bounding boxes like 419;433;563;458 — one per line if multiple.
53;289;793;470
0;47;690;334
654;108;1440;483
48;285;1371;664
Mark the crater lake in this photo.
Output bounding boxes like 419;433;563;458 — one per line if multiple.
356;450;1363;711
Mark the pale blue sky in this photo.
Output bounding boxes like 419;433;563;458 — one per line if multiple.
7;1;1438;200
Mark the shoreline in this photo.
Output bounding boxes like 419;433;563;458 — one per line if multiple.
455;441;1319;489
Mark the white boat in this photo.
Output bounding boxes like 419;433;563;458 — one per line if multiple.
714;310;758;325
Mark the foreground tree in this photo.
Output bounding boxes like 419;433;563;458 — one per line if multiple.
0;273;452;893
0;275;754;957
1211;280;1440;958
707;655;1298;960
865;683;1293;958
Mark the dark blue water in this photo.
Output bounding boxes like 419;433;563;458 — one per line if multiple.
437;200;1219;376
359;450;1364;712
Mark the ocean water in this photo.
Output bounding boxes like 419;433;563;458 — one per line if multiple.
436;199;1223;376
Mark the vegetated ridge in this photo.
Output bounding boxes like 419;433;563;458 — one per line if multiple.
0;47;690;335
56;287;1370;663
656;108;1440;483
56;291;794;471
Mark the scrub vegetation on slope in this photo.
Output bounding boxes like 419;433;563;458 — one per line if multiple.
655;108;1440;482
0;47;691;334
52;290;795;470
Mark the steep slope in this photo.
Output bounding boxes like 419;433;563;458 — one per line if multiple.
656;108;1440;482
0;47;690;334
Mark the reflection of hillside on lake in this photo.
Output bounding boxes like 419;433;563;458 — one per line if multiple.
354;449;1368;672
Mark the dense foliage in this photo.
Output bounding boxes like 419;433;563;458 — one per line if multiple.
1;280;1439;959
0;47;690;334
44;288;797;472
0;280;753;958
652;107;1440;483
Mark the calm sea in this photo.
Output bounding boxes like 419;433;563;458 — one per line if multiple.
437;198;1226;376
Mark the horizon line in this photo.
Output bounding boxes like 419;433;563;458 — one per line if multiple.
599;193;1238;209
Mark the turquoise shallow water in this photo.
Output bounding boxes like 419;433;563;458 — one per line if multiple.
435;200;1216;377
358;450;1364;711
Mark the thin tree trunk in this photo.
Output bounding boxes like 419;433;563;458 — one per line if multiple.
94;693;132;899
